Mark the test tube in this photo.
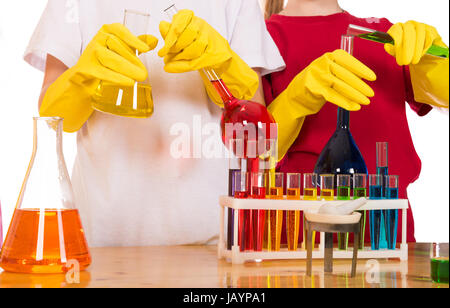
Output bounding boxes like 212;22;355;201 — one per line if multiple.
234;171;249;251
320;174;335;201
384;175;399;250
337;175;351;201
376;142;389;249
303;173;318;201
250;172;267;252
337;175;351;250
227;140;244;250
268;172;283;251
354;174;367;250
286;173;301;251
369;174;383;250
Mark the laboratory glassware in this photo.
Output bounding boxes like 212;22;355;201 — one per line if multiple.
384;175;399;250
250;172;267;252
430;243;449;284
303;173;318;201
163;5;277;173
268;173;283;252
0;117;91;273
227;139;245;250
354;173;367;250
92;9;153;118
320;174;335;201
233;171;249;252
377;142;389;249
337;174;351;251
314;35;368;182
369;174;383;250
286;173;301;251
347;24;449;59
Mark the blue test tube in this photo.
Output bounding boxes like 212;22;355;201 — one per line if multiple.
384;175;399;250
376;142;389;249
369;174;383;250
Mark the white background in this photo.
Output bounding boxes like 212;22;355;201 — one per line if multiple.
0;0;448;242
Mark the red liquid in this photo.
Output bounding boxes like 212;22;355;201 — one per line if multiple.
212;80;277;158
251;186;266;252
215;78;276;252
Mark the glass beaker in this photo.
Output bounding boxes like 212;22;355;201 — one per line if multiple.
0;117;91;273
92;10;153;118
430;243;449;284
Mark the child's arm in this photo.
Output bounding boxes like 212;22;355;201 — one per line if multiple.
267;50;376;160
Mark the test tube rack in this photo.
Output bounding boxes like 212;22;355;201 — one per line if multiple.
218;196;409;264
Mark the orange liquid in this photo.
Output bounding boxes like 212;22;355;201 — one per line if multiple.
0;209;91;274
269;187;284;199
287;188;301;200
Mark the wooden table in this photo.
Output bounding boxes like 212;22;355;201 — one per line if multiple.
0;243;447;288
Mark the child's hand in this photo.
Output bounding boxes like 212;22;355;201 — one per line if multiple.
385;21;447;66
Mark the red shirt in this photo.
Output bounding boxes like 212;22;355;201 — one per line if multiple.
263;12;433;243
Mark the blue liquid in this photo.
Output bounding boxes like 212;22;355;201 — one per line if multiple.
377;167;389;249
314;108;368;178
384;187;399;250
369;185;383;250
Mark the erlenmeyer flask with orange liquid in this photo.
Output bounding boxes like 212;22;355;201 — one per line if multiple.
0;117;91;273
92;9;153;118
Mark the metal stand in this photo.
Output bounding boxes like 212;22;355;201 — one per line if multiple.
305;219;361;277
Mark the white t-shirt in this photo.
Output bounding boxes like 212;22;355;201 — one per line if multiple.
25;0;285;247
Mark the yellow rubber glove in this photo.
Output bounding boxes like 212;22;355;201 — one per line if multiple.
385;21;449;108
40;23;158;132
268;49;376;160
158;9;259;106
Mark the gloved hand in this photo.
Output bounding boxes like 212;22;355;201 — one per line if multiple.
384;21;449;107
268;49;376;159
40;23;158;132
158;9;259;106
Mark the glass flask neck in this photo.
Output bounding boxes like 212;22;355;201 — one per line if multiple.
203;68;235;106
337;108;350;130
17;117;74;210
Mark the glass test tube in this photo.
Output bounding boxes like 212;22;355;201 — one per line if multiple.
384;175;399;250
354;174;367;250
227;139;244;251
320;174;335;201
286;173;301;251
302;173;318;250
369;174;383;250
268;172;283;251
376;142;389;249
337;175;351;250
303;173;318;201
234;171;249;251
250;172;267;252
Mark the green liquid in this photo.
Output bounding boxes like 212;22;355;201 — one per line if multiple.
354;187;367;198
431;258;449;284
359;32;449;59
337;186;351;200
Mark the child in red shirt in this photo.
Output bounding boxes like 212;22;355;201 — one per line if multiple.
263;0;449;243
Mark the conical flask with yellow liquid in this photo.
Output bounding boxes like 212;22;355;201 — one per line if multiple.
92;9;153;118
0;117;91;274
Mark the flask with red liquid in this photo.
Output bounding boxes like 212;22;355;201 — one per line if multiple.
0;117;91;273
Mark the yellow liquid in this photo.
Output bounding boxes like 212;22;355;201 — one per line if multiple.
320;189;334;201
92;82;153;118
303;188;318;201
